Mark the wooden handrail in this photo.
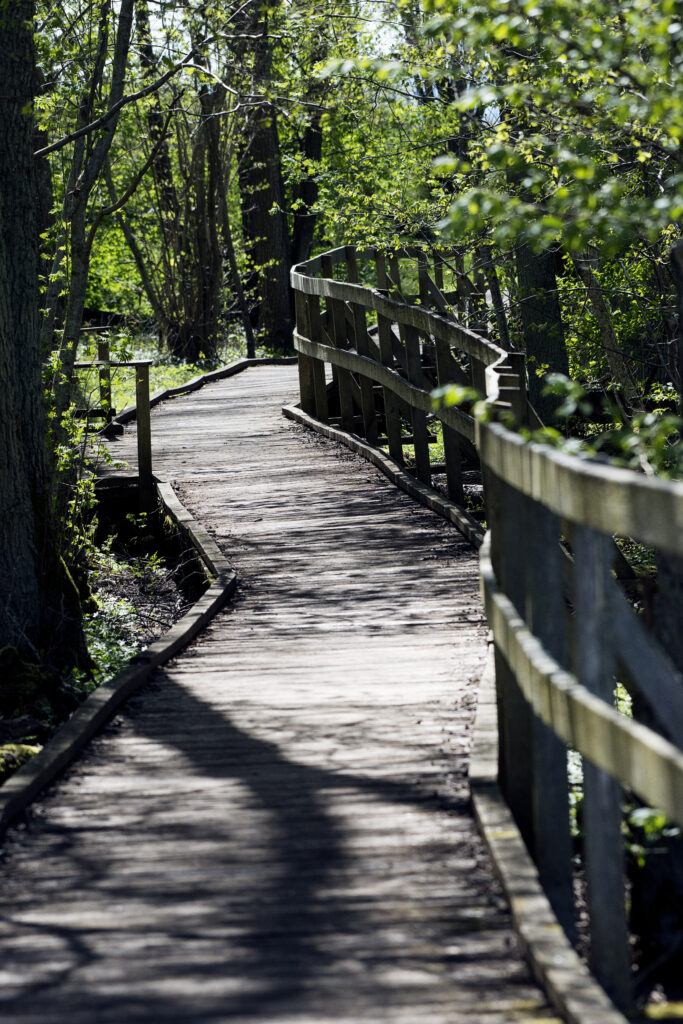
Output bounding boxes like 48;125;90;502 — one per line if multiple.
291;244;683;1013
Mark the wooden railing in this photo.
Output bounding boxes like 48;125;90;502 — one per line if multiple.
291;245;683;1013
291;244;529;537
74;355;153;498
479;422;683;1009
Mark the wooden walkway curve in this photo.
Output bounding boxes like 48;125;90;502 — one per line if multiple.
0;365;558;1023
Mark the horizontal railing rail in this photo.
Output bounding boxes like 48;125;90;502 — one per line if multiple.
291;244;683;1015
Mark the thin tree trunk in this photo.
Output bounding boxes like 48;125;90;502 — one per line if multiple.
571;253;640;409
515;243;569;422
477;243;512;350
237;0;293;350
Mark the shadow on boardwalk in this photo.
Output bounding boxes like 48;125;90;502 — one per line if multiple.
0;675;542;1023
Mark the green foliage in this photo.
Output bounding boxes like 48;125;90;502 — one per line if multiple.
421;0;683;252
627;806;681;870
537;374;683;476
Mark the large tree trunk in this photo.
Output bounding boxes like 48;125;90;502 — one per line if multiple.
291;111;322;266
515;243;569;422
238;2;293;350
0;0;86;669
239;103;293;349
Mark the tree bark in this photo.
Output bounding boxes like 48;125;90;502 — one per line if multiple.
571;253;640;409
515;243;569;422
237;2;293;350
0;0;86;668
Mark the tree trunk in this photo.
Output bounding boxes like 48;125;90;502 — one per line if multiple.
239;103;293;349
571;253;640;410
238;2;293;350
0;0;86;669
515;243;569;422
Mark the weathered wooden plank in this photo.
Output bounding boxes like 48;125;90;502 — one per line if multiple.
573;526;631;1010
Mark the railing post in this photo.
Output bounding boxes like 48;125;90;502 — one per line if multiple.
388;255;431;483
375;252;404;464
574;525;631;1010
307;294;329;423
403;323;431;485
295;289;317;417
525;500;575;941
321;252;356;433
433;336;464;505
470;354;487;398
507;350;528;426
346;245;377;443
135;361;154;509
417;256;437;371
484;463;536;848
97;337;113;421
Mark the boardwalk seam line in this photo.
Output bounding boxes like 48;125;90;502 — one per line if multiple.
282;403;484;549
470;644;628;1024
0;476;237;839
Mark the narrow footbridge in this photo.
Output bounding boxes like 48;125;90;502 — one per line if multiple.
0;248;681;1024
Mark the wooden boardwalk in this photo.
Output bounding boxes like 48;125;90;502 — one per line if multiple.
0;365;558;1023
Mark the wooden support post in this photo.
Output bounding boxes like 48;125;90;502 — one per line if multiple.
433;251;444;293
295;289;317;416
322;253;355;433
526;499;575;941
486;471;535;848
507;350;528;426
388;252;403;301
404;323;431;485
433;336;464;505
375;252;404;464
97;338;113;421
346;246;377;443
135;362;154;509
574;525;631;1011
470;354;487;398
307;294;328;423
417;256;437;372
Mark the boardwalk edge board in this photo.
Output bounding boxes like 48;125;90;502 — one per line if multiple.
282;403;484;550
470;646;627;1024
0;477;237;839
113;355;298;425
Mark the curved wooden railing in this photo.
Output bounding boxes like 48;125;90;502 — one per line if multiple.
291;245;683;1014
291;244;529;535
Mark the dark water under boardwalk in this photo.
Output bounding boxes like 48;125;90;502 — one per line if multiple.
0;365;559;1022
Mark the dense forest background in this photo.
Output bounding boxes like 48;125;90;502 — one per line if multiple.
1;0;682;681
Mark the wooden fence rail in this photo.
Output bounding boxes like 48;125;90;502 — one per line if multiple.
291;245;683;1013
